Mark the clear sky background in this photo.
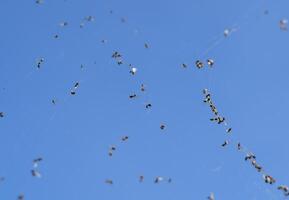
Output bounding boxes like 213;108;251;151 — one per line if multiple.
0;0;289;199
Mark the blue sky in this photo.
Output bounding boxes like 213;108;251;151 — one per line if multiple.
0;0;289;199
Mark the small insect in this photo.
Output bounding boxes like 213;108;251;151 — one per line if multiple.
221;140;229;147
108;146;116;156
101;39;108;44
237;142;242;150
208;192;215;200
217;117;225;124
226;128;232;133
31;169;41;178
203;94;211;103
245;153;256;161
203;88;209;95
129;94;137;99
130;67;137;75
140;84;146;92
33;157;43;168
139;175;144;182
33;157;43;163
207;59;214;67
280;19;288;31
278;185;289;196
37;58;44;68
263;175;276;184
121;136;129;141
0;112;4;118
112;51;121;58
144;43;149;49
105;179;113;184
251;160;262;172
74;82;79;89
59;22;68;27
18;194;25;200
110;146;116;151
195;60;204;69
154;176;164;183
181;63;187;68
145;103;152;109
85;16;95;22
35;0;43;4
160;124;165;130
278;185;289;192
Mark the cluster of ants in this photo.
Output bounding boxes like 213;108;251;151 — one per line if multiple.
202;88;289;197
